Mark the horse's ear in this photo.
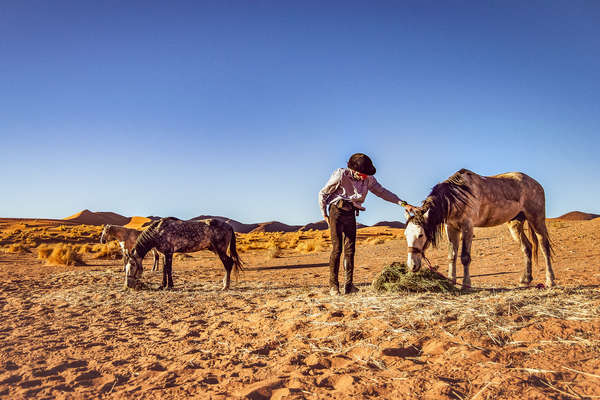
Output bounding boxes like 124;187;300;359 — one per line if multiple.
404;210;411;221
423;209;430;220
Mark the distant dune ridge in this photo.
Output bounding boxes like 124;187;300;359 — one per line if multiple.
63;210;129;226
59;209;598;231
555;211;600;221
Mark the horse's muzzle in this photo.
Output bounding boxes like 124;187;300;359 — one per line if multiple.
407;247;423;272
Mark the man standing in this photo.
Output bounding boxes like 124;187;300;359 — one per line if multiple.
319;153;417;295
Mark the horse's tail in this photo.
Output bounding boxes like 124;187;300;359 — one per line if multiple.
527;221;540;266
229;231;244;276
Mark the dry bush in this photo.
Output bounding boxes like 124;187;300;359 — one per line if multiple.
44;244;86;266
175;253;193;261
77;244;93;255
37;244;53;260
296;238;326;253
267;239;282;258
364;236;386;245
4;243;30;254
237;243;251;253
92;242;122;259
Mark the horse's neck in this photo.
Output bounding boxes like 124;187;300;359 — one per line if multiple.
133;232;156;259
110;228;128;241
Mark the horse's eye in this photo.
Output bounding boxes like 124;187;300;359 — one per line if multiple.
418;234;424;238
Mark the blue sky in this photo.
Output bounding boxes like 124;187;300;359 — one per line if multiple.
1;1;599;225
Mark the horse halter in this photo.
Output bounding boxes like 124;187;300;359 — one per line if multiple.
407;245;433;269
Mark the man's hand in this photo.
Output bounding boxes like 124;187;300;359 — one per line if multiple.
324;216;329;226
399;201;419;214
404;204;419;214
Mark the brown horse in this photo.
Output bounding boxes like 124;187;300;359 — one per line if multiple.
123;217;243;290
100;224;160;271
404;169;555;288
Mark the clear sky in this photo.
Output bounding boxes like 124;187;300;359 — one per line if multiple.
2;1;599;225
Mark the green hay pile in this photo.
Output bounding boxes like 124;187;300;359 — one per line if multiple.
372;262;458;293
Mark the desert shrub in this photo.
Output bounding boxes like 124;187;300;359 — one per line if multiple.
364;236;386;245
4;243;30;254
92;242;122;259
296;238;326;253
175;253;193;261
237;243;250;253
45;244;86;266
267;239;282;258
77;244;93;255
37;244;53;260
372;262;458;293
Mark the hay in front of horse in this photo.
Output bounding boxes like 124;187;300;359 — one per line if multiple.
372;262;458;293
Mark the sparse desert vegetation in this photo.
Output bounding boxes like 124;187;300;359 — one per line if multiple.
1;216;600;399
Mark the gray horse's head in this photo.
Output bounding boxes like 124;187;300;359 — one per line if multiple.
123;249;144;289
404;209;431;272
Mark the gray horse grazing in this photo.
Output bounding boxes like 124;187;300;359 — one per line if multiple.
404;169;555;288
100;224;160;271
123;217;243;290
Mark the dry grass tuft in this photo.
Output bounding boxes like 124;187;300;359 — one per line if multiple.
92;242;122;259
4;243;31;254
175;253;193;261
37;244;53;260
296;238;326;253
372;262;458;293
44;244;86;266
267;239;282;258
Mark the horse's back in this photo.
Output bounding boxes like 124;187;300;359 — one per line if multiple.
452;170;546;226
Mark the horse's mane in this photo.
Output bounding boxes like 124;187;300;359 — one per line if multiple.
409;169;473;247
133;220;161;258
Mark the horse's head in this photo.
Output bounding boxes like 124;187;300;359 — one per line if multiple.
100;224;111;244
123;249;144;288
405;208;431;272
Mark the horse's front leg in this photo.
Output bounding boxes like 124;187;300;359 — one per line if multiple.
446;225;460;284
152;249;159;272
161;252;173;289
166;252;174;289
460;225;474;289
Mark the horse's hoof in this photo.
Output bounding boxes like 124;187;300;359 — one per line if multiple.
546;280;556;288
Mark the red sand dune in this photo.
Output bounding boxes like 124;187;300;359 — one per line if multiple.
555;211;600;221
63;210;129;226
372;220;407;229
124;216;153;229
250;221;302;233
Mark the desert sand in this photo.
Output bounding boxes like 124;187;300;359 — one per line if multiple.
0;218;599;399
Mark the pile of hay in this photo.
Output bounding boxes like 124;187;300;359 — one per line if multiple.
372;262;458;293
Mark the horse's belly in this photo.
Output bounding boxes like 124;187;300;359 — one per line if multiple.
474;202;521;227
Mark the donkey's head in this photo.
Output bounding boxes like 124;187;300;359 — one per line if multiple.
123;249;144;288
100;224;111;244
404;209;431;272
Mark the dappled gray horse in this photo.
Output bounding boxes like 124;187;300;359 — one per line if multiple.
123;217;243;290
404;169;555;288
100;224;160;271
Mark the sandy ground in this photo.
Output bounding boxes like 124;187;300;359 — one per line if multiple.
1;219;599;399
